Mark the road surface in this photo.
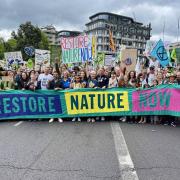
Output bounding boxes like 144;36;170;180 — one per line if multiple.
0;120;179;180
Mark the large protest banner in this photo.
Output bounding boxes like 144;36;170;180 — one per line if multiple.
4;51;23;69
61;35;92;64
35;49;50;69
0;85;179;120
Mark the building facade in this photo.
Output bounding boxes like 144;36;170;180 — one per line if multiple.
85;12;152;56
41;26;82;45
56;30;81;45
41;25;57;45
169;42;180;50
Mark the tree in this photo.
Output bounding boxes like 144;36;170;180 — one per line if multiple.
38;32;49;50
0;38;5;59
4;38;17;52
12;21;49;60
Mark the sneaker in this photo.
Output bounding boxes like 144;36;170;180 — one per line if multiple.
49;118;54;123
78;117;81;122
72;118;76;122
58;118;63;123
96;117;100;120
101;117;105;121
91;118;95;123
171;122;176;127
141;120;146;124
138;119;143;123
120;117;126;122
87;118;91;122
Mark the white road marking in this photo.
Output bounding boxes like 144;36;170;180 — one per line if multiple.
14;121;23;127
111;122;139;180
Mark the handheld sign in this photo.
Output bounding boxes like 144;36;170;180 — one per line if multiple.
24;46;35;57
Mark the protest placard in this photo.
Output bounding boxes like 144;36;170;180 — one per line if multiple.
4;51;23;69
61;35;92;64
35;49;50;69
120;48;137;74
104;54;116;66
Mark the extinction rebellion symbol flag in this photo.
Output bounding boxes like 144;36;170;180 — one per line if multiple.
150;39;170;67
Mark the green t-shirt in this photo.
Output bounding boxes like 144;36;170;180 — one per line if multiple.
1;80;15;90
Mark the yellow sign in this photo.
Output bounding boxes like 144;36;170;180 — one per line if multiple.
92;36;96;58
65;91;129;115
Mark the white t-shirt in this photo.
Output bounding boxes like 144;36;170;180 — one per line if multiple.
148;73;155;86
149;59;159;71
38;73;54;90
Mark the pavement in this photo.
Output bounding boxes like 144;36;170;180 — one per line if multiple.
0;120;179;180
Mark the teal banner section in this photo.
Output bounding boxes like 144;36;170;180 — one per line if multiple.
0;84;179;120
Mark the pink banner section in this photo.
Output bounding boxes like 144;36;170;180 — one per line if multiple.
132;88;180;112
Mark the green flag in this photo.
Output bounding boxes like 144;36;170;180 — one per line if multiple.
171;49;177;61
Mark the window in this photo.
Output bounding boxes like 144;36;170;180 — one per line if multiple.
98;29;102;34
98;45;102;51
105;45;109;51
105;37;109;43
98;37;102;43
98;14;108;20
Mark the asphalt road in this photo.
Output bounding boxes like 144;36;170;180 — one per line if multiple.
0;120;179;180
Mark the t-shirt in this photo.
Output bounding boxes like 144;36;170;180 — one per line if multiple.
88;79;99;88
60;78;71;89
108;78;118;88
38;74;54;90
96;75;109;88
71;82;83;89
148;73;155;86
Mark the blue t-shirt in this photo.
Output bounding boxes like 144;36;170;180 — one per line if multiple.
60;78;71;89
88;79;99;88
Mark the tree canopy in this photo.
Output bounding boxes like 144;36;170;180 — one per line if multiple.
0;21;50;61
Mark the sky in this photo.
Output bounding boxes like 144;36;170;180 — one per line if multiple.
0;0;180;42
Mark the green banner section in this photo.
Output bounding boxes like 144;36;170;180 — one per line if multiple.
0;84;179;120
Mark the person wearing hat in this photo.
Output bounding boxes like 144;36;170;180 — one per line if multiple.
168;73;177;84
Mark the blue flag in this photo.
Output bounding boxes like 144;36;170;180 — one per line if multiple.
150;39;169;67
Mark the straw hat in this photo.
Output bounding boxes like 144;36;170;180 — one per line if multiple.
166;73;176;78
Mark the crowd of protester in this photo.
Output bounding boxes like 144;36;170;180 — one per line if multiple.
0;57;180;126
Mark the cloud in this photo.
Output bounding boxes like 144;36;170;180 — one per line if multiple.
0;29;12;41
0;0;180;42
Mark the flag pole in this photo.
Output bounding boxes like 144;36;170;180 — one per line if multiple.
177;17;180;42
162;20;165;42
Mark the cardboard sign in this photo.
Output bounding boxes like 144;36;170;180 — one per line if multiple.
120;49;137;74
35;49;50;69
